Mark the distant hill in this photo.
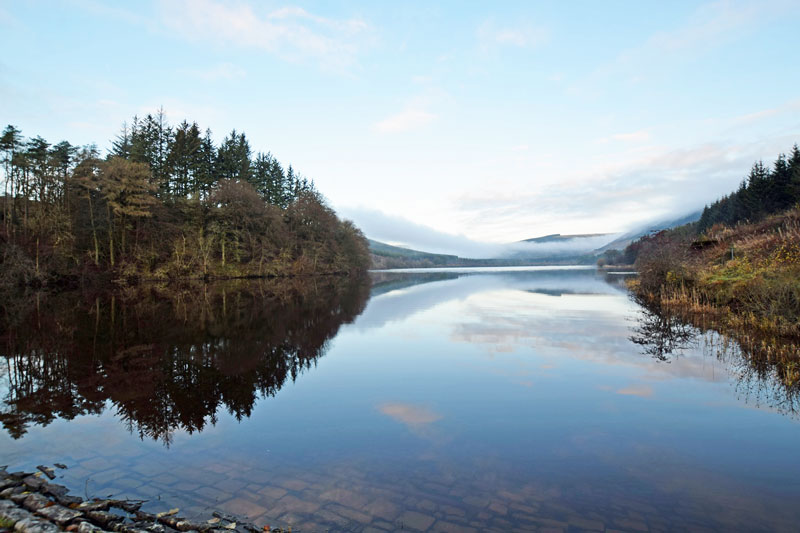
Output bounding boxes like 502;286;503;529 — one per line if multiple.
595;210;702;253
520;233;612;244
368;240;460;269
368;239;598;269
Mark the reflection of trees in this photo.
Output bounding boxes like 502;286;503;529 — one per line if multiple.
369;271;458;297
629;301;699;361
630;296;800;419
0;277;369;444
706;336;800;419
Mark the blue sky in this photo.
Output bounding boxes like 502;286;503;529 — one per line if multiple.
2;0;799;253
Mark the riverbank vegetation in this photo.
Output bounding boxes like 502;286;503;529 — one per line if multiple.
0;110;369;289
602;145;800;385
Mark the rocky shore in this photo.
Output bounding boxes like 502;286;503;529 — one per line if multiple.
0;467;277;533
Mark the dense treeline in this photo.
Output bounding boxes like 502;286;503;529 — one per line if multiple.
697;145;800;232
0;109;369;288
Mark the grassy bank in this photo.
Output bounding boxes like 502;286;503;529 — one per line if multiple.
628;207;800;384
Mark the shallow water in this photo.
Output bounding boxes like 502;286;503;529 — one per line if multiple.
2;268;799;532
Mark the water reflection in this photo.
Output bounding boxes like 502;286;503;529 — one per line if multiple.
0;277;369;443
629;302;699;361
629;297;800;419
2;267;800;532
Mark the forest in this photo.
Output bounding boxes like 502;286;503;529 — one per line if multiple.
0;110;370;289
697;145;800;232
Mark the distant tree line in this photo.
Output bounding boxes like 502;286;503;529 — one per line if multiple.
0;109;369;287
698;145;800;232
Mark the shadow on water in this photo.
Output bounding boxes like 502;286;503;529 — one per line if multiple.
0;277;370;444
629;295;800;419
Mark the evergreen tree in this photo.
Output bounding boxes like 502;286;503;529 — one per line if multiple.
168;121;202;198
111;122;132;159
194;129;216;199
215;130;251;182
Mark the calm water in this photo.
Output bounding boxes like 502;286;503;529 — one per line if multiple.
2;268;800;532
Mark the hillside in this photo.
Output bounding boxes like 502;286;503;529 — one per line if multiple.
368;239;459;269
368;239;599;269
595;210;702;254
620;144;800;382
521;233;611;244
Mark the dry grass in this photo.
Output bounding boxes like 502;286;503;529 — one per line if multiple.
631;207;800;385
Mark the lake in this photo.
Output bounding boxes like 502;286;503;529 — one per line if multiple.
2;267;799;532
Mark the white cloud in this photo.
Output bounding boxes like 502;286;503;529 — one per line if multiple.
477;20;548;50
452;134;798;240
157;0;371;69
183;63;246;82
648;0;767;52
570;0;797;96
374;108;437;133
612;130;651;142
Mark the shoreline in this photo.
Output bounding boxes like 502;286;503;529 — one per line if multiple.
0;466;279;533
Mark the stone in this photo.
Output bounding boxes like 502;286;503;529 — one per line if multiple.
77;501;112;512
416;499;438;513
9;493;29;505
312;508;351;528
398;511;436;532
508;502;538;515
613;517;649;531
86;511;124;528
318;488;369;509
487;501;507;515
439;504;465;517
567;516;604;531
194;487;232;503
255;487;286;501
461;496;489;509
362;499;400;522
275;480;308;492
324;504;371;524
22;494;53;512
35;468;55;481
78;522;111;533
22;477;45;492
0;478;21;491
36;504;83;525
264;495;318;516
1;501;36;523
212;479;247;495
14;516;63;533
219;498;268;520
430;520;477;533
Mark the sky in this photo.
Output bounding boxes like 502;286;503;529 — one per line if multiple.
2;0;799;255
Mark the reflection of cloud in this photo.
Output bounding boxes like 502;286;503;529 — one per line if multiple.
378;403;442;430
616;385;654;397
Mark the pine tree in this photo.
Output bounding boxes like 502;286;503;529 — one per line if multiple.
194;129;216;199
168;121;202;198
111;122;132;159
215;130;252;182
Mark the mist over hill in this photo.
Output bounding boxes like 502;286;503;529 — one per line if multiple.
366;212;703;269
